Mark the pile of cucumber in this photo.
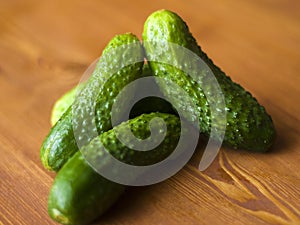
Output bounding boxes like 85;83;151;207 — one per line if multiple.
40;10;276;225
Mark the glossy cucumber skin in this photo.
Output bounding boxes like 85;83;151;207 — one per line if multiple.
48;151;125;225
143;10;276;151
41;33;144;171
45;64;176;171
51;83;85;126
48;113;180;225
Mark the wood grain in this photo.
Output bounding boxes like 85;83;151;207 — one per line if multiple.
0;0;299;224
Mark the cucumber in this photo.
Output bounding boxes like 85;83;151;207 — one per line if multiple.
41;33;144;171
142;10;276;151
45;63;176;171
50;65;176;127
51;83;85;126
48;112;181;225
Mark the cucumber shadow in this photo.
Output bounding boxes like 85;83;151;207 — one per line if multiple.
92;186;156;224
92;140;207;224
92;112;291;224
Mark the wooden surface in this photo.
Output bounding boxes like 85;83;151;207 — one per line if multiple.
1;0;300;224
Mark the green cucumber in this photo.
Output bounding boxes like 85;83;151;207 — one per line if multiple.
51;83;85;126
143;10;276;151
41;33;144;171
50;65;175;127
48;112;181;225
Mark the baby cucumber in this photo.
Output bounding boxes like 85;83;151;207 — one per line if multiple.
143;10;276;151
41;33;144;171
48;112;181;225
51;83;85;126
44;62;176;171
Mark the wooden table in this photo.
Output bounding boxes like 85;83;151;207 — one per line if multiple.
1;0;299;224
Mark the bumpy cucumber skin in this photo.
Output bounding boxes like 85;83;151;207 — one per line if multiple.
45;64;175;171
48;113;180;225
50;66;175;126
50;65;175;126
41;33;144;171
143;10;276;151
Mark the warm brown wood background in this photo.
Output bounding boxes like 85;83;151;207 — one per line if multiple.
1;0;300;224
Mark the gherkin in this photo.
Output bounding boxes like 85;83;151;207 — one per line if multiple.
48;112;181;225
143;9;276;151
40;33;145;171
50;83;85;126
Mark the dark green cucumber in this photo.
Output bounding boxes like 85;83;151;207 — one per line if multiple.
48;113;181;225
143;10;276;151
44;63;175;171
41;33;144;171
48;151;125;225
